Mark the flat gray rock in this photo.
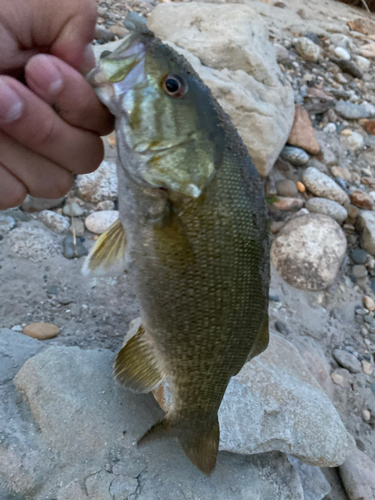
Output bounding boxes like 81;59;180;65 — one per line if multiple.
0;345;305;500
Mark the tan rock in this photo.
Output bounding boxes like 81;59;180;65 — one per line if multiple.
108;24;128;39
361;360;373;375
363;296;375;311
359;43;375;58
362;409;371;421
347;18;375;36
273;197;304;211
23;322;60;340
365;119;375;136
345;204;359;220
296;181;306;193
331;372;345;388
331;166;352;182
341;129;352;136
287;105;320;154
350;190;373;210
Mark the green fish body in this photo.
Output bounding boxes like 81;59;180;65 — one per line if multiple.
85;13;270;475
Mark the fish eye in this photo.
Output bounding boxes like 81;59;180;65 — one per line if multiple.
162;74;188;98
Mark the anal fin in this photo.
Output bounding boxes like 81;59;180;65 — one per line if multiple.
113;321;165;393
82;218;126;276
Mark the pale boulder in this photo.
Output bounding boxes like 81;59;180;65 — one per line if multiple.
271;214;347;290
153;333;354;467
148;3;294;176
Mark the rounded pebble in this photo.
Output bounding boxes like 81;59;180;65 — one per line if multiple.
334;46;350;60
296;181;305;193
352;265;368;279
85;210;119;234
63;202;85;217
276;180;298;197
0;215;16;233
351;249;368;265
305;197;348;224
23;322;60;340
363;296;375;311
281;146;309;166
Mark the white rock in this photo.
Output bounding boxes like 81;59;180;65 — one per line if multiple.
0;215;16;233
329;34;352;49
334;47;351;61
38;210;70;234
62;202;85;217
354;55;371;73
271;214;347;290
154;333;354;467
305;197;348;224
294;37;321;62
85;210;119;234
356;210;375;256
6;221;61;262
341;131;364;151
97;200;115;211
148;3;295;176
303;167;350;205
76;160;118;203
323;123;337;134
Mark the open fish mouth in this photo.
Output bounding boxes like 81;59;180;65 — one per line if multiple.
86;35;147;114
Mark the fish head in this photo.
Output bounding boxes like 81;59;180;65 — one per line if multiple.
88;13;218;198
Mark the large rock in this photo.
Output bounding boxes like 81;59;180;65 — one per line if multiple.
271;214;347;290
287;105;320;154
148;3;294;176
288;456;331;500
0;344;305;500
356;210;375;256
75;160;118;203
5;221;62;262
154;333;354;467
302;167;350;205
339;448;375;500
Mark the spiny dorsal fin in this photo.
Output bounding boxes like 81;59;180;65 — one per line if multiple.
82;219;126;276
114;321;165;393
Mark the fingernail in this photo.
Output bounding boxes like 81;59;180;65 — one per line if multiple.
27;54;64;95
0;79;23;124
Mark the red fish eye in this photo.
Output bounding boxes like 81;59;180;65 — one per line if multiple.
162;74;187;98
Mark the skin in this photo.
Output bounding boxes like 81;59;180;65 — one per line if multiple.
0;0;114;210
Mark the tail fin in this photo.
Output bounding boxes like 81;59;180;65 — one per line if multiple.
138;414;220;475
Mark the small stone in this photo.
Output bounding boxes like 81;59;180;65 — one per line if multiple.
364;314;374;324
109;24;128;38
63;202;85;217
356;211;375;255
295;37;321;62
0;215;16;233
95;25;115;42
334;177;347;191
341;131;364;151
63;235;88;259
281;145;309;165
361;360;373;375
370;381;375;394
350;190;373;210
76;160;118;203
269;293;280;302
85;210;119;234
331;372;345;388
305;198;348;224
352;265;368;279
70;218;85;237
359;42;375;58
38;210;70;234
303;167;349;205
363;296;375;311
335;100;375;120
323;123;336;133
23;322;60;340
340;129;352;136
346;204;359;220
362;409;371;421
334;47;350;60
274;320;289;335
272;197;304;211
365;120;375;136
21;195;65;212
287;105;320;154
96;200;115;211
352;249;368;264
332;349;361;373
354;55;371;73
276;180;298;197
296;181;306;193
270;220;286;233
335;59;363;79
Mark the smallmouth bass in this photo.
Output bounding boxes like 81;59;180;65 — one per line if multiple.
85;12;270;474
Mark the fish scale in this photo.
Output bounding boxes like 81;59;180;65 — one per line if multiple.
85;11;269;474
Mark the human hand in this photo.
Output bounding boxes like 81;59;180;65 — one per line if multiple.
0;0;114;210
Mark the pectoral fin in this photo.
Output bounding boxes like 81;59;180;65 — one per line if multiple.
82;219;126;276
114;322;165;393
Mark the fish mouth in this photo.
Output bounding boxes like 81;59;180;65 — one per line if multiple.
87;34;147;114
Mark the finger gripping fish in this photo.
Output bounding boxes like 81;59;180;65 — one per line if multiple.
84;12;270;475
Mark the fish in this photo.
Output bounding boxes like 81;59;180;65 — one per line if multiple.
84;12;270;475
